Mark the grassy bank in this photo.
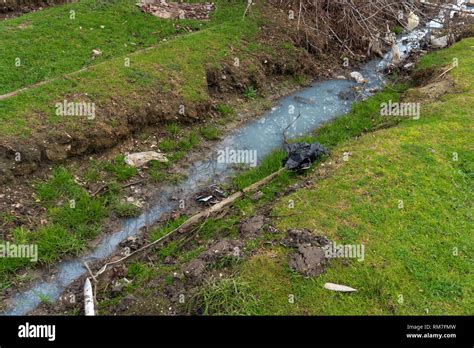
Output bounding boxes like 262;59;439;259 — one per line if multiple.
183;38;473;315
0;0;236;95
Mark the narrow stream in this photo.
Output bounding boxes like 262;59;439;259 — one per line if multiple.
4;2;471;315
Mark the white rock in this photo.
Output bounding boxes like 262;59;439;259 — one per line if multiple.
124;151;168;167
91;49;102;59
407;12;420;31
350;72;368;84
324;282;357;292
431;35;449;49
391;43;402;65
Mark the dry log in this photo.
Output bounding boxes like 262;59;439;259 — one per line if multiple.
83;278;95;316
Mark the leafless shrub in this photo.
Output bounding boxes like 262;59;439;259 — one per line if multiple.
270;0;466;57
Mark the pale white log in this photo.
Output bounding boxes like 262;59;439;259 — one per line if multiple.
84;277;95;316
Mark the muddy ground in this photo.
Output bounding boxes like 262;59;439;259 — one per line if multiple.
0;3;353;244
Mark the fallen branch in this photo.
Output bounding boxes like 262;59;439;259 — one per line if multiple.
283;111;303;145
91;179;145;197
93;167;286;279
243;0;252;18
435;63;457;80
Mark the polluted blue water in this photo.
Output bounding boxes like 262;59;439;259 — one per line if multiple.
5;28;426;314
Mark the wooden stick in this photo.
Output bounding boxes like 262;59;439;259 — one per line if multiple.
83;262;97;284
435;64;456;80
91;179;145;197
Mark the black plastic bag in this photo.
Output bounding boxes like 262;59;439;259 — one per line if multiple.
282;142;327;171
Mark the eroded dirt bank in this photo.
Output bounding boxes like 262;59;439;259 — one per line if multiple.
0;0;75;18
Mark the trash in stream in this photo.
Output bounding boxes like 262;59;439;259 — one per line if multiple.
282;142;327;171
195;184;226;205
350;71;368;84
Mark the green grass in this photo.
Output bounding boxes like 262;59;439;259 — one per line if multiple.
186;38;474;315
231;150;288;190
0;224;86;290
392;25;403;35
179;132;199;150
105;155;138;182
149;216;189;242
216;103;236;119
0;0;228;95
0;0;256;137
112;201;141;218
167;122;182;138
159;139;179;152
244;86;258;99
188;277;260;315
127;262;155;282
200;126;220;140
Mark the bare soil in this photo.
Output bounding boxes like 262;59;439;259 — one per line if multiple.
0;0;74;19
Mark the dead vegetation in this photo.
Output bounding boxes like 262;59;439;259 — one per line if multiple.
270;0;470;57
138;1;215;20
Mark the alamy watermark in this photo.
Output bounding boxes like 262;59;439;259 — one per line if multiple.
0;242;38;262
217;147;257;167
380;100;420;120
55;99;96;120
323;242;365;262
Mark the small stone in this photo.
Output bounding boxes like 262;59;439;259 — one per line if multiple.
350;71;368;84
